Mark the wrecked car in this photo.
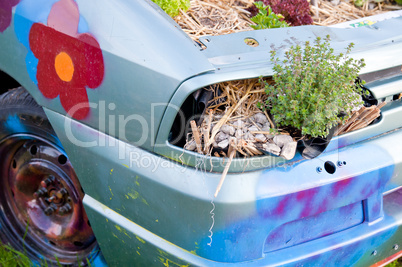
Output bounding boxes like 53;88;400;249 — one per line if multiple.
1;0;402;266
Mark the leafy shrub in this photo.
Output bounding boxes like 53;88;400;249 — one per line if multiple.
250;2;289;29
248;0;313;26
263;35;366;138
152;0;190;17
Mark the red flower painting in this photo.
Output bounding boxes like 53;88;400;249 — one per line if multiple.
0;0;20;32
29;0;104;120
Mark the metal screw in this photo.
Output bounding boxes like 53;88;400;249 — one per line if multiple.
372;250;377;256
44;205;56;216
33;187;48;198
58;203;72;215
394;244;399;250
316;167;323;173
40;175;56;188
46;195;56;203
337;161;344;167
56;188;68;199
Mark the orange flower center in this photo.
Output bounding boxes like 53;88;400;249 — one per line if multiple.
55;52;74;82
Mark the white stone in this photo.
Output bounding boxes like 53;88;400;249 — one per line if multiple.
248;126;259;132
253;112;268;125
232;119;245;128
215;131;229;143
235;129;243;139
273;135;293;148
255;134;267;143
280;141;298;160
262;122;271;132
220;124;236;136
263;143;281;156
218;139;229;149
244;132;255;142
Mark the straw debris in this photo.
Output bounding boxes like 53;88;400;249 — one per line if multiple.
174;0;393;196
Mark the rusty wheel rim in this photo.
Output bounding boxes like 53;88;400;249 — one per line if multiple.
0;133;97;264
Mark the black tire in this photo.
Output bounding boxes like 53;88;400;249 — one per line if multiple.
0;87;105;266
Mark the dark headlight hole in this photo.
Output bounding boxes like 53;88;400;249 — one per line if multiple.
30;145;38;155
324;161;336;174
58;155;67;165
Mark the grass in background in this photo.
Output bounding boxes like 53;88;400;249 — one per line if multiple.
0;243;31;267
388;258;402;267
0;243;92;267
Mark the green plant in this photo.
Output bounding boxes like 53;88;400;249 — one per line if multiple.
248;0;312;26
0;243;31;267
250;2;289;30
151;0;190;17
263;35;366;138
353;0;367;7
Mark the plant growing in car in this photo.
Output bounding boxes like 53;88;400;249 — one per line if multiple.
248;0;313;26
152;0;190;17
263;35;366;138
250;2;289;29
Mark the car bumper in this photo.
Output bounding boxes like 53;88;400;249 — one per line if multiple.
45;107;402;266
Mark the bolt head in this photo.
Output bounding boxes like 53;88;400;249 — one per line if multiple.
394;244;399;250
372;250;377;256
316;167;322;173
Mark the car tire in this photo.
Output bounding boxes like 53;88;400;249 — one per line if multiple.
0;87;105;266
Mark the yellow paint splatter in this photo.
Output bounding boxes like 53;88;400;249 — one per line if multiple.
127;190;139;200
155;219;159;223
190;250;197;255
136;236;146;244
123;164;129;168
141;198;149;206
125;195;129;199
136;251;141;256
106;218;108;222
115;225;122;232
110;169;114;175
135;176;140;187
160;258;189;267
109;186;114;200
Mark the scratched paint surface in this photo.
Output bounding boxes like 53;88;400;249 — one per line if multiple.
14;0;104;120
193;144;396;263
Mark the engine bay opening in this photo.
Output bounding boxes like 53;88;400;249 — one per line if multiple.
168;75;387;161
